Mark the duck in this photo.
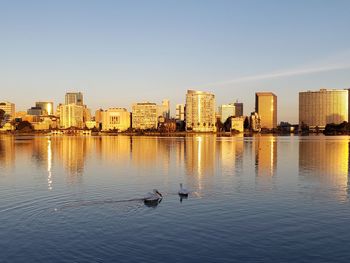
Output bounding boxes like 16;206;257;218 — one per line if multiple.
178;183;189;197
144;189;162;204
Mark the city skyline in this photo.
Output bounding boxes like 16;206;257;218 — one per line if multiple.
2;1;350;123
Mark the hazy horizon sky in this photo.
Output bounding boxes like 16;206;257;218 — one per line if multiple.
1;0;350;123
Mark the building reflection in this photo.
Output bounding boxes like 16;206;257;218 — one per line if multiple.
299;138;350;201
217;135;244;174
0;135;15;169
184;135;216;190
254;136;277;177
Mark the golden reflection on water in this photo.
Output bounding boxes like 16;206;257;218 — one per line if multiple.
299;138;350;201
0;135;349;200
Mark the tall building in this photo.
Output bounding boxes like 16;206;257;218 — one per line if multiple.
175;104;185;121
0;101;15;122
234;102;244;117
185;90;216;132
158;99;170;119
132;102;158;130
255;92;277;129
102;108;130;131
59;104;84;129
35;102;54;115
219;103;235;123
299;89;349;129
65;92;83;106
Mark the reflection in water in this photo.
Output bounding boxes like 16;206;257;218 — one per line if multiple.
0;136;15;170
299;138;350;201
47;139;52;190
254;136;277;177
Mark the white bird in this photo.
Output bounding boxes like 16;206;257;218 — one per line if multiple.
144;189;163;203
178;183;189;197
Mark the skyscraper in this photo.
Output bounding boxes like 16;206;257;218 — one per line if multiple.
255;92;277;129
299;89;348;129
59;104;84;129
185;90;216;132
65;92;83;106
159;99;170;119
234;102;244;117
219;103;235;123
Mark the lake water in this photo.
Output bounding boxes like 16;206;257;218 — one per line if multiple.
1;134;350;262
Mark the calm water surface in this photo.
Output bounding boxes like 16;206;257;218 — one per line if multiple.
1;135;350;262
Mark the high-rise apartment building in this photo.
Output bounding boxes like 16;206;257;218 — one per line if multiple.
65;92;83;105
299;89;348;129
234;102;244;117
59;104;84;129
132;102;158;130
219;103;235;123
185;90;216;132
102;108;130;131
0;101;15;122
176;104;185;121
255;92;277;129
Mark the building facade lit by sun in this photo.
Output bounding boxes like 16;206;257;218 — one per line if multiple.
35;102;54;115
101;108;130;132
299;89;349;129
185;90;216;132
255;92;277;129
219;103;235;123
0;101;15;122
59;104;84;129
132;102;158;130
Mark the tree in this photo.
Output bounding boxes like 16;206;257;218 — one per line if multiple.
0;109;5;125
16;121;33;132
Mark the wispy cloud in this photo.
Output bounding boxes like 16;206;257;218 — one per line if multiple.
196;62;350;88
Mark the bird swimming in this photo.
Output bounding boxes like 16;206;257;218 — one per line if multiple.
144;189;163;204
178;183;189;197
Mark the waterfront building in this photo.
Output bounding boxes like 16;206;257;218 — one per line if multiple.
83;106;92;122
255;92;277;129
85;121;97;129
234;102;244;117
299;89;348;129
132;102;158;130
0;101;15;122
185;90;216;132
231;117;244;132
59;104;84;129
219;103;235;123
175;104;185;121
65;92;83;106
102;108;130;132
158;99;170;119
35;102;54;115
250;112;261;132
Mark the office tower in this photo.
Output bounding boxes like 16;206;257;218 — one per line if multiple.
27;107;43;116
65;92;83;106
299;89;348;129
132;102;158;130
0;101;15;122
219;103;235;123
159;99;170;119
185;90;216;132
101;108;130;132
234;102;244;117
35;102;54;115
176;104;185;121
59;104;84;129
255;92;277;129
250;112;261;132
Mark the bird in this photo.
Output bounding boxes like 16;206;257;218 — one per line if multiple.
178;183;189;197
144;189;163;204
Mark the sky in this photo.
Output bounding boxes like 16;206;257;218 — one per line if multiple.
1;0;350;123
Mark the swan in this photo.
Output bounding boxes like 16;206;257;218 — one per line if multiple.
178;183;189;197
144;189;162;203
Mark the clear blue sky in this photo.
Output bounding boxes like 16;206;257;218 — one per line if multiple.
1;0;350;123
